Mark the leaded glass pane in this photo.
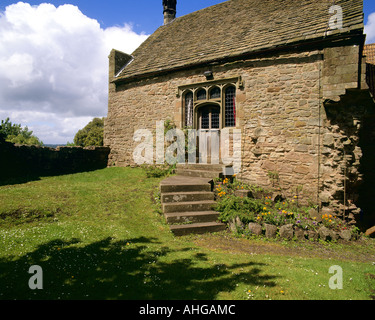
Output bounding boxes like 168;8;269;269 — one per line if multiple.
201;111;210;129
197;89;207;100
209;87;221;99
184;92;193;127
211;111;220;129
225;86;236;127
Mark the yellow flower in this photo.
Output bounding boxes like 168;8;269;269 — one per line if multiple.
263;207;267;210
280;290;284;294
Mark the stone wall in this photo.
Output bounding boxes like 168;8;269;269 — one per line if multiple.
238;50;323;204
0;139;110;182
105;42;374;225
106;49;324;199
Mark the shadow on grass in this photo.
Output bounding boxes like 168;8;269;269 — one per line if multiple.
0;236;278;300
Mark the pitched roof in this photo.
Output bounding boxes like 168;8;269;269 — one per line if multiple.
114;0;364;83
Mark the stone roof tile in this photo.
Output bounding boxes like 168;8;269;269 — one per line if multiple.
364;43;375;64
115;0;363;82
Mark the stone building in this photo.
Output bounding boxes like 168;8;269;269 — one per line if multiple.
104;0;375;228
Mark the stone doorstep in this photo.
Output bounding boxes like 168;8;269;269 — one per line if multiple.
164;211;220;224
175;168;223;179
160;173;228;236
160;176;212;193
176;163;232;171
161;191;214;203
169;222;226;236
162;200;216;213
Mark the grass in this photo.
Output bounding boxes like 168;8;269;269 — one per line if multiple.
0;167;374;300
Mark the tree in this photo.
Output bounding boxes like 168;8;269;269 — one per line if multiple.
73;117;104;147
0;118;43;146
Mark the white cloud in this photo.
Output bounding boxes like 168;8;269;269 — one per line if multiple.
365;12;375;44
0;2;149;144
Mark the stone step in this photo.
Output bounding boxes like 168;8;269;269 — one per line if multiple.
161;191;214;203
164;211;220;224
176;168;222;179
170;221;226;236
160;176;212;193
163;200;216;213
176;163;231;172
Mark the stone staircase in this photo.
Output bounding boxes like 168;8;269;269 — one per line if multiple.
160;163;229;236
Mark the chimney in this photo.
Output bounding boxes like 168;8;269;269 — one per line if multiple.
163;0;177;25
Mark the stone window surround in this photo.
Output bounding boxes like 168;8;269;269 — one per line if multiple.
177;76;243;129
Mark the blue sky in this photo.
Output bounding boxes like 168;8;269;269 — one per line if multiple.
0;1;227;35
0;0;374;144
0;0;373;33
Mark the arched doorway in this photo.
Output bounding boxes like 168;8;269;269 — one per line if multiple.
196;104;221;163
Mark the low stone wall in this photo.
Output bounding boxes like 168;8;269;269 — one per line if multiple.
229;219;356;242
0;140;110;182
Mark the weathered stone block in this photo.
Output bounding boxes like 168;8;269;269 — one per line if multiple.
323;133;335;147
248;222;262;236
279;224;294;239
365;226;375;237
330;230;339;241
308;208;322;222
294;228;305;240
229;216;244;232
339;229;352;241
234;189;253;198
318;226;331;241
264;224;277;238
307;230;319;241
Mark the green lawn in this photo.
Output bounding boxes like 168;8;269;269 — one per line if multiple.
0;167;374;300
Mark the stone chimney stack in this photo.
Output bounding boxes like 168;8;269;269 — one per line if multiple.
163;0;177;25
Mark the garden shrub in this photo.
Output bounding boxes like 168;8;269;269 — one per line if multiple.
213;176;357;240
141;163;176;178
215;195;263;224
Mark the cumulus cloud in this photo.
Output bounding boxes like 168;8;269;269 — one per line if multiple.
0;2;149;143
365;12;375;44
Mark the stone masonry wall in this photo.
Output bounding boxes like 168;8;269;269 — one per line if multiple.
105;44;369;222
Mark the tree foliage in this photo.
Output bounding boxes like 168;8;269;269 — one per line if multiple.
73;117;104;147
0;118;43;146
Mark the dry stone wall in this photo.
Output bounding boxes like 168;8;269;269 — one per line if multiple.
0;139;110;182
